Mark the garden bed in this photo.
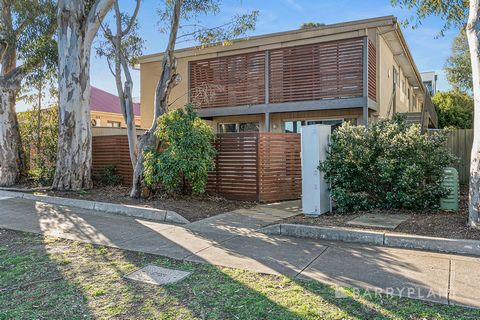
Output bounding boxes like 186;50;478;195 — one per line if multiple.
35;185;255;222
283;187;480;240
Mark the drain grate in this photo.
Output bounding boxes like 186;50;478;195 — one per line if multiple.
124;265;191;285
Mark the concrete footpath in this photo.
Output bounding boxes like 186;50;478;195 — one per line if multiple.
0;196;479;308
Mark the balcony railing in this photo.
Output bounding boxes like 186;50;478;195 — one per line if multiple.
189;37;376;109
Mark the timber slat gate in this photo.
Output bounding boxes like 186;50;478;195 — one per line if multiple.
92;132;302;202
207;132;302;202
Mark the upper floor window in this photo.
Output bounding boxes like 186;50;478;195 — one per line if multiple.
107;121;121;128
423;81;434;96
393;66;399;86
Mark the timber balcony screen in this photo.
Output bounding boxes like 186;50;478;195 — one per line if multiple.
189;52;266;108
189;37;376;108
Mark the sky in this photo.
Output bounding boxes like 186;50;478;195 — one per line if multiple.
18;0;458;111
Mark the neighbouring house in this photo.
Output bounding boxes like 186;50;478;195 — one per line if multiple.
421;71;438;96
90;86;142;128
138;16;438;133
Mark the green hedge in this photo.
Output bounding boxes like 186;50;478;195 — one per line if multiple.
320;115;455;213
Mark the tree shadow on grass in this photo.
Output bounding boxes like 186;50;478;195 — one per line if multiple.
1;197;480;319
0;229;93;319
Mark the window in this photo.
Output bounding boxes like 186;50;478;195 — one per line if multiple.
107;121;121;128
423;81;434;96
283;119;343;134
393;66;399;86
218;122;259;133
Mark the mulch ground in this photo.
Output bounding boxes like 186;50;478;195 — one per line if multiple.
283;187;480;240
39;185;255;222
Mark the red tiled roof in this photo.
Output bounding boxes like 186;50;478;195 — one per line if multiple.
90;86;140;116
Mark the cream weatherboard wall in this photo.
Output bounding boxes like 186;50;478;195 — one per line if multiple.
376;35;422;119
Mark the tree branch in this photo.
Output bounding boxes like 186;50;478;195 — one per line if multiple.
153;0;182;121
121;0;141;37
84;0;115;52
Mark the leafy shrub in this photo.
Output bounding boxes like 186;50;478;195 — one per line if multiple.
28;159;56;186
143;104;216;194
18;106;58;186
432;89;473;129
95;165;122;186
320;115;455;213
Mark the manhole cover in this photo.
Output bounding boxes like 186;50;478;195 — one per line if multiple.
124;265;191;285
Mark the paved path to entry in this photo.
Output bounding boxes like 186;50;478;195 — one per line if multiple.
0;196;479;309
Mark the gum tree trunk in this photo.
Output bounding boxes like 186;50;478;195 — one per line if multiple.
53;0;114;190
0;0;24;186
0;84;23;186
468;0;480;228
109;0;141;168
130;0;182;198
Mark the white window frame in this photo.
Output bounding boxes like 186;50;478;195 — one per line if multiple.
218;121;260;133
282;118;345;133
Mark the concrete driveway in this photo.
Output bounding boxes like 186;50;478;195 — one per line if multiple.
0;196;479;308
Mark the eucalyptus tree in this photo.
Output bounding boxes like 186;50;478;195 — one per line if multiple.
445;31;472;92
53;0;115;190
96;0;143;168
129;0;258;197
0;0;56;186
391;0;480;228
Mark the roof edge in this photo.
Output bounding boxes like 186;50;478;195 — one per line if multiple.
139;15;396;63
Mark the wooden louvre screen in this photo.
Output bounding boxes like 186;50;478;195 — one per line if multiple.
268;38;364;103
92;135;133;184
368;40;377;101
189;52;265;108
207;132;301;202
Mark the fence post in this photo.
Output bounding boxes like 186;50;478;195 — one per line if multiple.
256;133;261;202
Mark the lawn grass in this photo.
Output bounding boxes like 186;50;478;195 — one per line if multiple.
1;228;479;320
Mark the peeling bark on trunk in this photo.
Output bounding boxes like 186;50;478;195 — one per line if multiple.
130;0;182;198
0;0;24;186
0;86;23;186
468;0;480;228
53;0;114;190
122;80;138;167
53;9;93;190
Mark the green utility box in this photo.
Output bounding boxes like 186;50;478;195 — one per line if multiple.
440;167;459;211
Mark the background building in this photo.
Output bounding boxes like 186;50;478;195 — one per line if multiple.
90;86;142;128
421;71;438;96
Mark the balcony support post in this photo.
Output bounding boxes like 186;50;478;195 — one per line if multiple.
264;50;271;132
363;36;369;127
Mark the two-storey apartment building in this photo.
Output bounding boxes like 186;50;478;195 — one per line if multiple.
138;16;437;133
